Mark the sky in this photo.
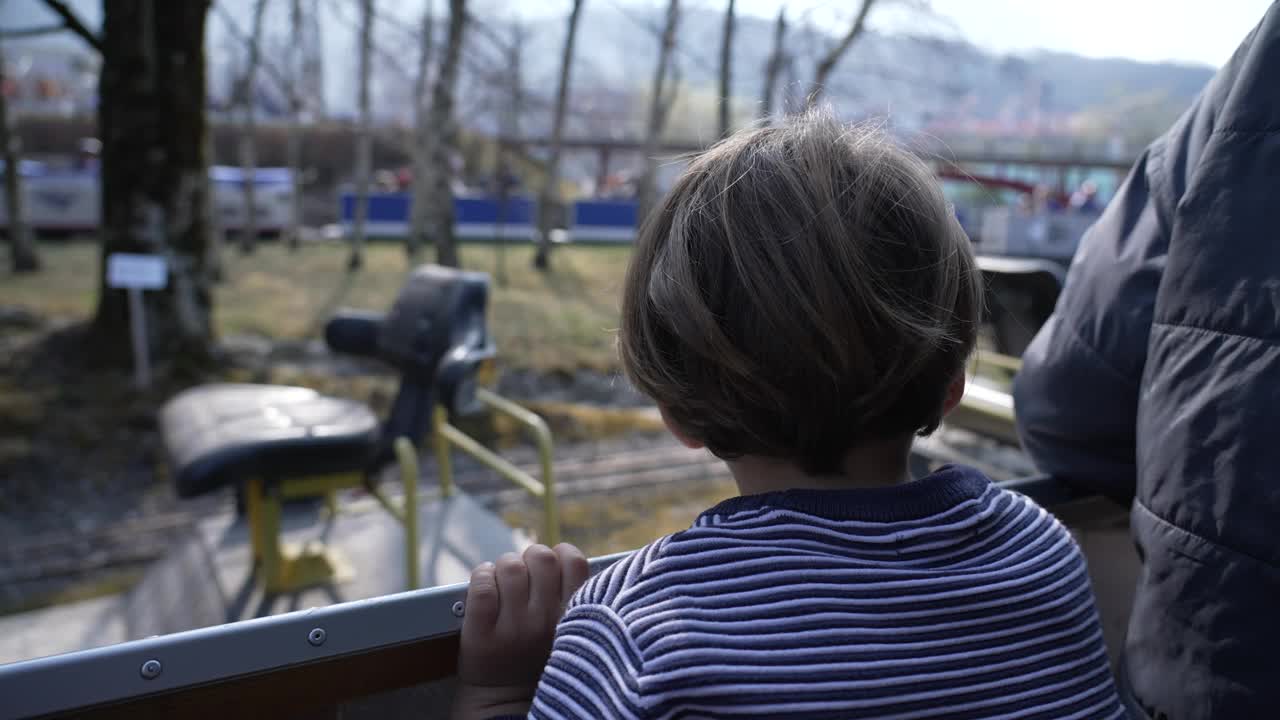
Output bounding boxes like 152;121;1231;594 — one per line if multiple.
2;0;1270;69
2;0;1273;116
731;0;1274;68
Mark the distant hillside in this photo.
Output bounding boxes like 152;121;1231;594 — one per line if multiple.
506;4;1216;145
1;0;1217;150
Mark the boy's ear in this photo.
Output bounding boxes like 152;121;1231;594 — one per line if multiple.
658;407;705;449
941;371;966;417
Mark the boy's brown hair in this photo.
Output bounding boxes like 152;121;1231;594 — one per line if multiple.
618;109;981;475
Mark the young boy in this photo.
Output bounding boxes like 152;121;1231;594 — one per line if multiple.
451;110;1123;719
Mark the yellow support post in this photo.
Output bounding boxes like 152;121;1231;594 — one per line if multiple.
439;424;544;496
243;474;357;595
976;351;1022;374
433;405;455;498
394;437;420;590
278;474;361;499
476;357;498;387
428;390;558;545
324;489;339;520
257;481;283;591
951;383;1020;446
246;478;266;564
477;389;558;546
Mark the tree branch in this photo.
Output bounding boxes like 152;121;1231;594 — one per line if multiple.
819;0;874;76
39;0;103;53
0;24;66;40
660;62;681;125
463;10;511;53
760;8;786;119
808;0;876;107
214;2;296;102
717;0;734;138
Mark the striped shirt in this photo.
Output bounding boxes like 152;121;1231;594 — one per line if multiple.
528;465;1123;719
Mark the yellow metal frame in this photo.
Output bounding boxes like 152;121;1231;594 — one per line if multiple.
432;387;560;545
954;351;1022;445
240;354;553;592
379;438;420;590
971;350;1022;375
243;440;421;594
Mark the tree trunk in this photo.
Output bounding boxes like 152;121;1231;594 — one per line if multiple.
238;0;268;254
92;0;214;369
807;0;875;109
493;27;521;287
717;0;734;139
424;0;467;268
533;0;584;271
305;0;326;118
204;123;224;282
760;8;786;121
286;0;304;251
0;49;39;273
495;25;525;286
349;0;374;270
636;0;679;222
407;7;434;261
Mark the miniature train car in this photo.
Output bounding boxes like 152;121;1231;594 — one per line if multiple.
0;163;296;237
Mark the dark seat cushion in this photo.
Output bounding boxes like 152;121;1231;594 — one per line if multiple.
160;384;380;498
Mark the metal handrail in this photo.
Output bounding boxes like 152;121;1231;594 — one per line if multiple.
431;389;560;545
0;552;629;720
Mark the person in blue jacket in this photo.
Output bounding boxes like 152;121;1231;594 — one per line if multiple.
1014;3;1280;717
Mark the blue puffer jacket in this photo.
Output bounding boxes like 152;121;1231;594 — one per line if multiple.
1013;3;1280;718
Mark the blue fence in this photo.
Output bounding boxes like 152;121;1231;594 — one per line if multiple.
568;200;638;243
338;192;538;240
337;192;642;244
209;166;295;186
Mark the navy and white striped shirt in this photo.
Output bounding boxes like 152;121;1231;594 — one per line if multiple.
528;465;1123;719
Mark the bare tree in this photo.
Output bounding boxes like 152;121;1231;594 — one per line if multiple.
806;0;876;109
38;0;103;52
533;0;584;271
306;0;326;119
407;5;435;260
47;0;217;366
349;0;374;270
494;22;527;286
0;44;39;272
213;1;303;262
718;0;735;138
204;122;224;282
237;0;269;254
36;0;214;366
760;8;786;120
213;4;294;109
422;0;468;268
636;0;680;221
285;0;304;250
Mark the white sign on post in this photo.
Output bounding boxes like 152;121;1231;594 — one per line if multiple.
107;253;168;290
107;253;169;390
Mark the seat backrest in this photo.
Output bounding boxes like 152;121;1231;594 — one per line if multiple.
380;265;493;455
326;265;494;464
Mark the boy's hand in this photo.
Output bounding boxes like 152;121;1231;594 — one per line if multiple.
452;543;589;719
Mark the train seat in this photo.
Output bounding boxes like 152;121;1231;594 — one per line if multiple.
156;265;496;594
